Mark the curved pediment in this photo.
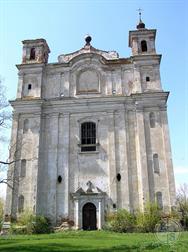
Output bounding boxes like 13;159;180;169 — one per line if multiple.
58;43;119;63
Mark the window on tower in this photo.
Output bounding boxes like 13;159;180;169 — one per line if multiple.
30;47;36;60
28;84;32;90
146;76;150;82
141;40;147;52
18;195;24;213
23;119;29;133
156;192;163;209
20;159;26;177
149;112;156;128
81;122;96;152
153;153;160;174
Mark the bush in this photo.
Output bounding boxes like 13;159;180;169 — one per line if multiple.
32;215;52;234
135;202;162;232
10;211;52;234
176;184;188;230
106;209;135;232
9;224;28;235
105;202;164;233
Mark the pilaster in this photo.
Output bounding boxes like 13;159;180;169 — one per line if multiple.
161;109;176;208
46;113;59;221
135;107;150;209
107;111;117;207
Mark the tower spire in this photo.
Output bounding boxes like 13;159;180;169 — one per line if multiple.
136;8;145;29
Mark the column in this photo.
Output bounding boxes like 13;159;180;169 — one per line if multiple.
75;200;79;229
98;200;102;230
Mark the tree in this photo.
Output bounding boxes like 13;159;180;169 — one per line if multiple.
176;183;188;230
0;77;12;188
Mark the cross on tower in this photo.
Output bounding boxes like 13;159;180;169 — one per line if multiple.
137;8;143;22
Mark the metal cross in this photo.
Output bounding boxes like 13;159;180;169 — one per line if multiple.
137;8;143;22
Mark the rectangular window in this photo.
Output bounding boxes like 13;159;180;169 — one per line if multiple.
81;122;96;152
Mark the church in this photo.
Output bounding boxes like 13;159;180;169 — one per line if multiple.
5;18;176;230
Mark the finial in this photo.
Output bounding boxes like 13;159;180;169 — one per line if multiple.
85;34;92;45
137;8;142;22
136;8;145;29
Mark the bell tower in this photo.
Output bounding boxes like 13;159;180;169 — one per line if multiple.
129;10;156;56
128;11;162;92
22;38;50;64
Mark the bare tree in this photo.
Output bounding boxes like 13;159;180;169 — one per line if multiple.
0;77;12;188
0;78;11;131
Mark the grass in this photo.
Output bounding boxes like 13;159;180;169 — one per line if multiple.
0;231;187;252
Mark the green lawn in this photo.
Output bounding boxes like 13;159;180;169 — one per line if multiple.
0;231;187;252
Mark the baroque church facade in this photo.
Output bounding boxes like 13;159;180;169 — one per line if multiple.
5;19;176;230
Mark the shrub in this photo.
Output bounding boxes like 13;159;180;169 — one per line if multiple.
9;224;28;235
176;183;188;230
106;209;135;232
10;211;52;234
32;215;52;234
135;202;162;232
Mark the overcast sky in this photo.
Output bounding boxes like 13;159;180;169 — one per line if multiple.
0;0;187;198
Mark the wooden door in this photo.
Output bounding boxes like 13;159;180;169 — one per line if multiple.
82;202;97;230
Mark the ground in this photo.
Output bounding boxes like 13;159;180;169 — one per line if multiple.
0;231;187;252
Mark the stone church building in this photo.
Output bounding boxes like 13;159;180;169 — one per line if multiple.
5;19;176;230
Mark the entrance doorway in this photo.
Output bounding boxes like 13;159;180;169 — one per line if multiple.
82;202;97;230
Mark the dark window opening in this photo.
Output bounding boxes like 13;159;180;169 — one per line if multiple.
81;122;96;152
58;175;62;183
141;40;147;52
30;47;36;60
149;112;155;128
153;153;160;174
146;76;150;82
20;159;26;177
156;192;163;209
113;203;116;209
18;195;24;213
117;173;121;181
23;119;29;133
28;84;32;90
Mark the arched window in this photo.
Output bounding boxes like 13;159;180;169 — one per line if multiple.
81;122;96;152
23;119;29;133
141;40;147;52
20;159;26;177
149;112;155;128
18;195;24;213
153;153;160;174
30;47;36;60
156;192;163;209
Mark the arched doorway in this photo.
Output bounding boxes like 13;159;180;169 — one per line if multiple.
82;202;97;230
